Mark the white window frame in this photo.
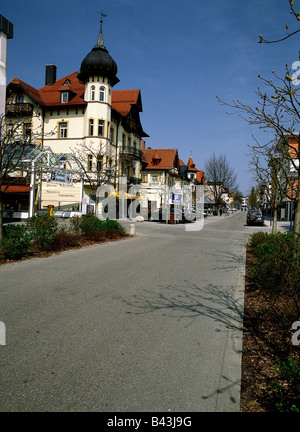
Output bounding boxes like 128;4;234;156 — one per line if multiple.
59;122;68;138
99;86;105;102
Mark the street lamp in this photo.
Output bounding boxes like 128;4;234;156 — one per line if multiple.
129;182;134;219
104;166;111;219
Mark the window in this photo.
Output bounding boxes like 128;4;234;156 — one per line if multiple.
87;154;93;172
99;86;105;102
23;123;32;143
91;85;95;101
16;95;24;103
97;154;103;172
98;119;104;137
61;92;69;103
6;123;14;137
110;127;114;145
89;119;94;136
59;122;68;138
151;176;159;184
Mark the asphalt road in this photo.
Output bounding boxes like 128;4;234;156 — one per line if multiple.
0;211;258;412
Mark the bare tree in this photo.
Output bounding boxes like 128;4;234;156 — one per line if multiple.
259;0;300;44
217;68;300;234
0;114;39;240
70;141;119;215
204;153;238;205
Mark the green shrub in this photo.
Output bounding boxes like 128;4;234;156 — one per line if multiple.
77;216;105;235
273;357;300;412
0;224;31;260
69;215;81;234
248;231;269;249
102;219;124;235
248;232;300;296
26;214;58;250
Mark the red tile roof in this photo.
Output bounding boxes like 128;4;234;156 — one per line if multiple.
143;148;179;170
9;78;44;104
187;156;199;172
39;71;84;106
111;89;141;116
8;73;142;115
196;170;205;185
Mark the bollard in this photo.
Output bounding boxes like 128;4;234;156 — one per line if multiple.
130;224;136;236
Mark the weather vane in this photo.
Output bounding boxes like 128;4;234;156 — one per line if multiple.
98;10;108;23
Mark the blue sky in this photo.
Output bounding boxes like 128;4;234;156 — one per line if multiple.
2;0;300;195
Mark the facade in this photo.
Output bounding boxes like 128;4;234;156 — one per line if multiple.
140;146;182;212
140;145;205;214
4;19;148;217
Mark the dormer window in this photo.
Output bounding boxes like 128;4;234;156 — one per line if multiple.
61;92;69;103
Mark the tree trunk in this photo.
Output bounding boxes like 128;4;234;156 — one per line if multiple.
293;174;300;235
0;195;3;242
272;205;278;234
271;177;278;234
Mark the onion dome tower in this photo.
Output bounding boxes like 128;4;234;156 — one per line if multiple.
78;14;119;156
77;15;119;87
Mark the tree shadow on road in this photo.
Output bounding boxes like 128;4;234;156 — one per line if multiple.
123;280;243;333
122;280;244;410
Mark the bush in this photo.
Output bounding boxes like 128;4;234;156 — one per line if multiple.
273;357;300;412
77;216;105;235
248;232;300;297
69;215;81;234
49;228;82;251
102;219;124;235
248;231;269;249
26;214;58;250
0;224;31;260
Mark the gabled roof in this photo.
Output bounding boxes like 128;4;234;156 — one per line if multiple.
8;78;44;105
7;73;148;136
39;72;84;106
7;74;145;118
112;89;142;116
143;148;179;170
196;170;205;185
187;156;199;172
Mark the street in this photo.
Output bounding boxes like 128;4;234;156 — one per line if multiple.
0;211;263;412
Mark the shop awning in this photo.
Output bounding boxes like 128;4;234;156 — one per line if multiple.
1;185;30;193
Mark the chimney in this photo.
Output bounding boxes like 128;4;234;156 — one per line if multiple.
45;65;57;85
141;140;146;151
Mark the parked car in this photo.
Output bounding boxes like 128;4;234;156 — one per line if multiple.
150;207;183;223
246;209;264;226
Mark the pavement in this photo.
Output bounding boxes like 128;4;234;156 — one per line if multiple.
0;211;291;412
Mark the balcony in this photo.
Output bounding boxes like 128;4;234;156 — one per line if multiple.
120;145;143;160
6;103;34;117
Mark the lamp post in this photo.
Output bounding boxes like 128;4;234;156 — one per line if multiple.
129;182;134;219
104;166;111;219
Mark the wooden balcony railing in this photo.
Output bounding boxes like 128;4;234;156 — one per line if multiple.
6;103;34;117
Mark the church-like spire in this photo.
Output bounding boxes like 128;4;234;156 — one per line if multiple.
94;11;107;50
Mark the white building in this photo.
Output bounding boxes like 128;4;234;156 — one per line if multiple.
4;18;148;218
